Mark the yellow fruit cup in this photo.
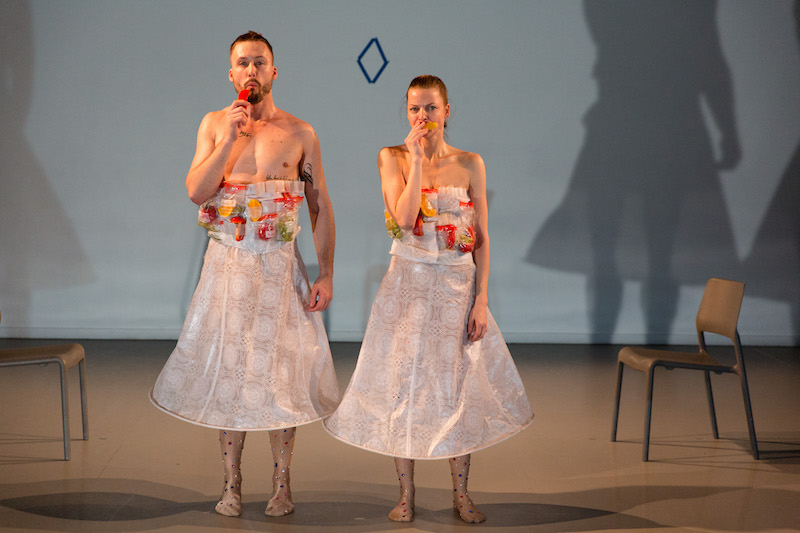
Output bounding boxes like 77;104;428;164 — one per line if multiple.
248;198;263;221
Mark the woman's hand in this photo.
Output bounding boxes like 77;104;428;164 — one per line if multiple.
467;301;488;342
404;120;427;160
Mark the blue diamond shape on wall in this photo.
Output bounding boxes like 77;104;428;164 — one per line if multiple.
358;38;388;84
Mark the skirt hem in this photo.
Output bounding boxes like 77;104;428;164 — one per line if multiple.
149;389;334;432
322;414;534;460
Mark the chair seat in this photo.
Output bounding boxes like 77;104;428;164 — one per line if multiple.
611;278;758;461
0;343;85;368
618;346;723;372
0;341;88;460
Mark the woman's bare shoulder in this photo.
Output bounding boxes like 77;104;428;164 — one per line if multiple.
379;144;408;157
378;144;409;165
449;148;484;169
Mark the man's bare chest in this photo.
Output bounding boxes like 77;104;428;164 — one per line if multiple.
227;125;303;182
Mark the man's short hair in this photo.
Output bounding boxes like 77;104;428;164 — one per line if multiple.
230;31;274;61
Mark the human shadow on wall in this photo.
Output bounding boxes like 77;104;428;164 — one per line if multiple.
526;0;742;344
0;0;93;335
742;1;800;344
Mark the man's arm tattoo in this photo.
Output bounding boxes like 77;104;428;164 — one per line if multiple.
301;163;314;185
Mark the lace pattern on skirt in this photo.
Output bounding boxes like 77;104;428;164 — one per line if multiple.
324;255;533;459
150;239;339;430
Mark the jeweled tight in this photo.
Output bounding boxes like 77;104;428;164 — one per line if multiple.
388;454;485;524
450;454;485;523
214;427;297;518
388;458;415;522
265;427;296;516
215;430;245;516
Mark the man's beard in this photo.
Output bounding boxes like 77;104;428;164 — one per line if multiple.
245;81;272;103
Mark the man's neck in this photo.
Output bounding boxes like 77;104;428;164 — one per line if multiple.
250;95;278;122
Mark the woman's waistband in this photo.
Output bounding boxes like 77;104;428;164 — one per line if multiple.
389;239;474;266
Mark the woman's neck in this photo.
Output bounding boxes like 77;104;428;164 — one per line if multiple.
421;136;448;160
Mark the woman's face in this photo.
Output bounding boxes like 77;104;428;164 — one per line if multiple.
407;87;449;134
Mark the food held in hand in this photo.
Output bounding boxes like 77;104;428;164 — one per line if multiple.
230;216;246;241
238;89;250;101
420;194;437;217
413;213;424;236
457;225;476;253
384;212;403;239
436;224;457;250
425;121;438;130
248;198;263;221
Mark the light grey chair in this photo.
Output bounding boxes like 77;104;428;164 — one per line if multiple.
0;311;88;460
611;278;759;461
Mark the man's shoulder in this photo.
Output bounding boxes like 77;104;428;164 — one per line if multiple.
199;108;228;128
279;110;315;136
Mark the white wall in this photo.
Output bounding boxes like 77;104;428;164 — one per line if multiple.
1;0;798;345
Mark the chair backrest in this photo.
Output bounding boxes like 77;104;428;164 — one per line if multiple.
695;278;745;341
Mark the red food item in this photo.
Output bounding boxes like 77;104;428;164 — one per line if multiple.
413;213;424;236
230;215;246;241
457;225;476;253
437;224;457;249
273;193;302;210
238;89;250;101
199;205;218;223
257;214;277;240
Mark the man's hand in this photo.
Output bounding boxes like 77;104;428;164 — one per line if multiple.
224;99;250;142
308;275;333;312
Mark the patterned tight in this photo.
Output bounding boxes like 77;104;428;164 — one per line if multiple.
214;427;297;518
388;454;485;523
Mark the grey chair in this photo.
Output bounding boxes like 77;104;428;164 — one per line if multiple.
611;278;759;461
0;311;88;460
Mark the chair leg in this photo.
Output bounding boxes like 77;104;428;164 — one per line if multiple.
643;368;655;461
704;371;719;439
79;358;89;440
59;361;71;461
737;371;760;460
611;362;624;442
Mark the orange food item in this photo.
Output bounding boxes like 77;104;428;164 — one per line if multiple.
420;194;437;217
425;121;438;130
248;198;263;221
218;201;235;218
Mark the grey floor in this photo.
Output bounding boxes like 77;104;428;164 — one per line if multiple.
0;340;798;532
